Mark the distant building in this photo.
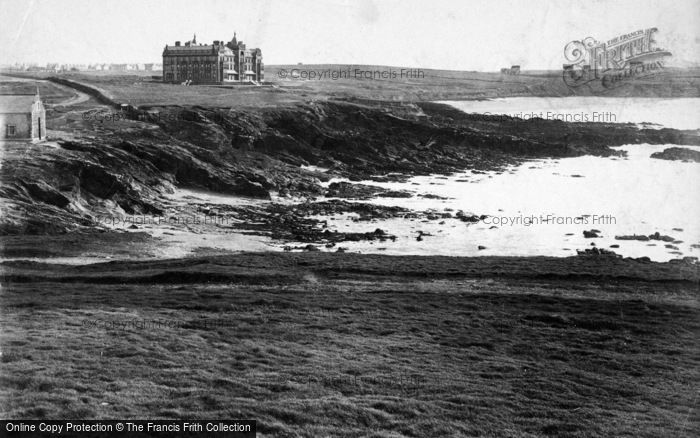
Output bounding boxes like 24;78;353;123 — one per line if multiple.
162;33;263;84
0;89;46;142
500;65;520;75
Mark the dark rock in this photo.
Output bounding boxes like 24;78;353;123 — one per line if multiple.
577;247;621;258
649;232;676;242
23;182;71;208
456;210;481;223
379;190;413;198
419;193;451;200
325;181;411;200
651;147;700;162
615;232;676;242
616;234;650;241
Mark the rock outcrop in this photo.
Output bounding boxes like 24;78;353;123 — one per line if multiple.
650;147;700;162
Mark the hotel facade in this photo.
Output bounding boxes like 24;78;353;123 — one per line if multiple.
162;33;263;84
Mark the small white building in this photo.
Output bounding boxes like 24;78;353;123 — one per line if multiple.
0;89;46;142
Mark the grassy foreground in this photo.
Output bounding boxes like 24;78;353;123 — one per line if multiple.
1;254;698;437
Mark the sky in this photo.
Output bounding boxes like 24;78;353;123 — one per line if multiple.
1;0;698;70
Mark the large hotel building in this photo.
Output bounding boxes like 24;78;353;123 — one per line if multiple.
162;33;263;84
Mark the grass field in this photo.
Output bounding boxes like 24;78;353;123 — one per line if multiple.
6;65;699;108
1;254;698;437
0;79;76;106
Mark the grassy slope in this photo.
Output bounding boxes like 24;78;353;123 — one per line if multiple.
1;255;699;437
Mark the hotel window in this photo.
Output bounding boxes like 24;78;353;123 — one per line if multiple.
6;125;16;137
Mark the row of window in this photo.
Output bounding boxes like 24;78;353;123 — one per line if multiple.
164;72;259;81
172;64;218;71
165;65;260;74
163;57;260;65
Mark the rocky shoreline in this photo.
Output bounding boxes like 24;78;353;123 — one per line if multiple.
2;97;700;267
2;100;700;236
